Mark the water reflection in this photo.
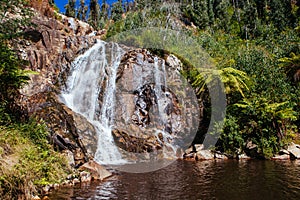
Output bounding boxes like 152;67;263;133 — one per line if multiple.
49;160;300;200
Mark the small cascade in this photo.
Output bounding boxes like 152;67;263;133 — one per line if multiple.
61;40;126;165
153;57;179;158
154;57;168;125
94;42;127;164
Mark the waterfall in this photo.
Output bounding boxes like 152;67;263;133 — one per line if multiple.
154;57;167;125
60;40;126;165
60;41;189;168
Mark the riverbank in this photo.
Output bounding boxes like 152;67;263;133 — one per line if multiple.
183;143;300;161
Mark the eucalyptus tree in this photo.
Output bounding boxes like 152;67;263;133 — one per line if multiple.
88;0;101;29
77;0;88;21
182;0;210;29
65;0;76;18
111;0;124;22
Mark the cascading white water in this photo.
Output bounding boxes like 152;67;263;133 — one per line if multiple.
154;57;168;125
60;40;126;165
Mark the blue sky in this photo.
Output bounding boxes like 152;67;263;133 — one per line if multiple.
54;0;122;13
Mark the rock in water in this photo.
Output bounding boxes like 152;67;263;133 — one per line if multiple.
287;143;300;159
271;154;290;160
196;150;214;160
79;161;112;181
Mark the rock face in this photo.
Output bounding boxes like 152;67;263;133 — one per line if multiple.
33;93;97;166
12;4;103;167
113;49;199;160
29;0;55;18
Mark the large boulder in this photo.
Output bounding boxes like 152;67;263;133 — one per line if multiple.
271;154;290;160
196;150;215;160
287;143;300;159
112;129;163;154
79;160;112;181
33;93;99;167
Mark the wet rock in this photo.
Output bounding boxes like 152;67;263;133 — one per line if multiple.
238;154;251;160
271;154;290;160
195;144;204;152
279;149;290;155
53;184;59;190
287;143;300;159
72;178;80;185
74;148;85;167
79;160;112;181
166;54;182;71
214;152;228;160
184;146;194;154
112;129;162;153
32;195;41;200
80;171;92;183
42;185;51;195
196;150;214;160
176;148;184;158
61;180;73;187
245;140;260;158
72;113;98;158
183;152;197;161
114;49;199;153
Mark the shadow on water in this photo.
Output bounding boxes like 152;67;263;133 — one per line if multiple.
48;160;300;200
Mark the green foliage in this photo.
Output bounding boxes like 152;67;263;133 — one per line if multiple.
77;0;88;21
0;0;33;40
193;65;251;98
111;1;124;22
268;0;296;32
182;0;209;29
233;97;297;157
279;53;300;83
217;115;244;157
88;0;101;29
191;27;299;157
0;121;71;199
0;42;35;124
65;0;76;18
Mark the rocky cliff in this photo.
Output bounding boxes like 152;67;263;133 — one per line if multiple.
12;2;104;167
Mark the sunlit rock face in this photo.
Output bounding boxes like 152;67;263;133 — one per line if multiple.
112;49;200;161
12;5;104;167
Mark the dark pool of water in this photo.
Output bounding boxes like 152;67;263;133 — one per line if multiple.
48;160;300;200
